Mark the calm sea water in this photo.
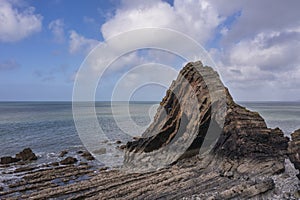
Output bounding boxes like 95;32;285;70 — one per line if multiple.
0;101;299;162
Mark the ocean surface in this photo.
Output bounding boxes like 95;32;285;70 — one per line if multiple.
0;101;299;164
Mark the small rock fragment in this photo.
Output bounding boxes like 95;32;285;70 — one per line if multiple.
60;157;78;165
82;151;95;160
59;150;68;157
51;162;59;166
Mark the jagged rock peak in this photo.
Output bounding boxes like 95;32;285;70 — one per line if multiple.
124;61;289;175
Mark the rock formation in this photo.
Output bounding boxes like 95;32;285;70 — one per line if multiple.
60;157;78;165
124;61;289;176
0;61;298;199
0;148;37;164
15;148;37;161
289;129;300;179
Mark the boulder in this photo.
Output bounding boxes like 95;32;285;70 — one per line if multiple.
15;148;37;161
60;157;78;165
82;151;95;160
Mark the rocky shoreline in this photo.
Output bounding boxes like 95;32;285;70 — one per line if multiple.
0;61;299;199
0;148;299;199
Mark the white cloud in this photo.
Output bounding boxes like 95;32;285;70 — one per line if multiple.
69;30;99;54
218;0;300;45
85;0;221;80
0;0;42;42
48;19;65;43
101;0;221;44
77;0;300;101
205;0;300;100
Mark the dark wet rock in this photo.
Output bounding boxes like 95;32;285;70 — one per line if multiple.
15;148;37;161
51;162;59;166
288;129;300;179
77;150;84;154
118;144;126;150
133;136;140;140
59;150;68;157
81;151;95;160
99;166;109;171
115;140;122;144
60;157;78;165
0;156;20;164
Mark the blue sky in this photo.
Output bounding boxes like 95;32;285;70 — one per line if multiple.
1;0;300;101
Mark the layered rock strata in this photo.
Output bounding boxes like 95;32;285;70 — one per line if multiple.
0;61;299;199
289;129;300;179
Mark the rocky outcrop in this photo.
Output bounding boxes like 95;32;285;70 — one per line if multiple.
124;61;289;176
15;148;37;161
125;61;227;171
60;157;78;165
289;129;300;179
0;148;37;165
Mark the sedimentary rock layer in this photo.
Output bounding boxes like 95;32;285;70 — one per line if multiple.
0;61;298;199
289;129;300;179
125;61;289;176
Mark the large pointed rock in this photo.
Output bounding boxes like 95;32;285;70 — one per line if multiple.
124;61;289;174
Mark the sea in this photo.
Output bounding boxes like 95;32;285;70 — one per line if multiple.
0;101;300;166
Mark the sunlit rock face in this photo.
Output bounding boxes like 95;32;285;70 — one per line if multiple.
124;61;289;175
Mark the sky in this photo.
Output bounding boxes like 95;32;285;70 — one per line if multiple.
0;0;300;101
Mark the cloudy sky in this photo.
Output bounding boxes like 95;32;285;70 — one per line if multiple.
1;0;300;101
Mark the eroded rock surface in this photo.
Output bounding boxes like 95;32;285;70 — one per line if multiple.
289;129;300;179
125;61;289;177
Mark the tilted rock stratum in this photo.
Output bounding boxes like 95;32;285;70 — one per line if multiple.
125;61;289;176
